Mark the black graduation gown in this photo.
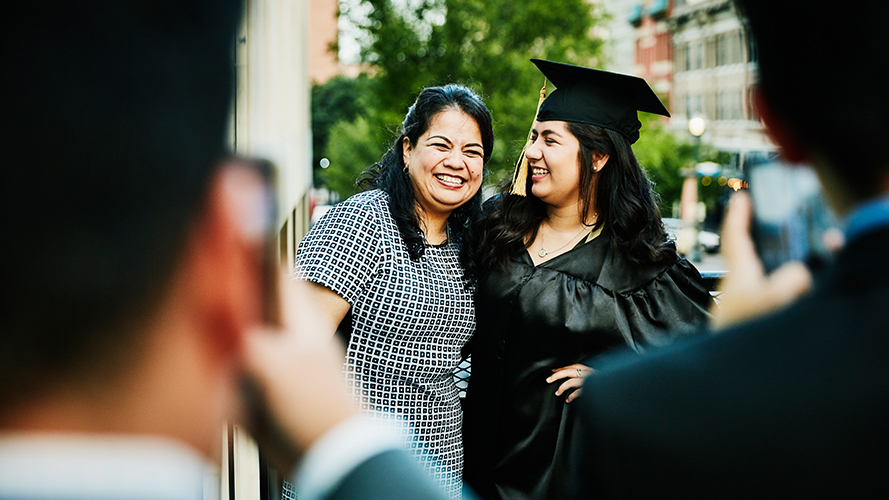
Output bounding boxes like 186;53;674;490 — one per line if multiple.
462;235;712;500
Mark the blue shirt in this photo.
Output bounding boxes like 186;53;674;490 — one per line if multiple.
844;194;889;243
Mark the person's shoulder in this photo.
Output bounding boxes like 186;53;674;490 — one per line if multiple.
337;189;387;210
302;191;390;249
322;190;387;223
594;245;672;293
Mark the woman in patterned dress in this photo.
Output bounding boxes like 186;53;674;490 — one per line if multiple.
293;84;493;498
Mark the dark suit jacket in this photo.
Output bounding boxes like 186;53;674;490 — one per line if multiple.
577;227;889;498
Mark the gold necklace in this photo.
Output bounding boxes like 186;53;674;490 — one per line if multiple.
537;218;596;258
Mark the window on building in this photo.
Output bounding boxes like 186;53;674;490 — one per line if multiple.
746;31;758;63
687;93;703;118
673;44;686;73
731;31;743;64
693;42;703;70
684;43;692;72
747;86;760;121
716;31;744;66
718;91;743;120
705;92;716;122
705;37;716;69
675;42;685;73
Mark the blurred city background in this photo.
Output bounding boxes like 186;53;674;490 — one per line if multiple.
234;0;764;279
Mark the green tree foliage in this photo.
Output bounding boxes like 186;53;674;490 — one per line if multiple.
311;74;375;182
317;0;723;217
633;111;736;219
633;114;694;217
316;0;607;198
323;116;388;196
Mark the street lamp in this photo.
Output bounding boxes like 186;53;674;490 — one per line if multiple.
688;116;706;138
683;115;707;262
688;115;706;162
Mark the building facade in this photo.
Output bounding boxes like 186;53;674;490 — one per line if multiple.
309;0;363;84
669;0;770;165
601;0;638;75
309;0;341;84
604;0;774;168
630;0;673;97
232;0;313;272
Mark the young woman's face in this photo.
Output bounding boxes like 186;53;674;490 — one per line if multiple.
525;120;582;207
403;107;485;219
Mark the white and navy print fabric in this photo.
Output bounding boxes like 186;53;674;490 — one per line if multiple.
294;189;475;498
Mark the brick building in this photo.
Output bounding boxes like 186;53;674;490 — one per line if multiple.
669;0;770;163
603;0;773;168
309;0;361;84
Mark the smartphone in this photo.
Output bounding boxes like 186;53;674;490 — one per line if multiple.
747;156;840;274
251;157;281;327
222;155;292;489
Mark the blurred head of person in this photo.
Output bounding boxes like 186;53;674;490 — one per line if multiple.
1;0;247;453
358;84;494;282
736;0;889;209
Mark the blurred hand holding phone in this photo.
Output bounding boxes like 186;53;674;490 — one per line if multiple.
222;155;359;475
747;156;842;274
710;157;840;329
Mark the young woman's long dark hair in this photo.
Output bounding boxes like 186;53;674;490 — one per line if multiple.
478;122;674;270
356;84;494;284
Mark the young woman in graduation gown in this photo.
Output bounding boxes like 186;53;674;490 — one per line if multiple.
462;59;713;500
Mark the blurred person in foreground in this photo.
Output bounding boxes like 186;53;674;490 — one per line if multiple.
0;1;449;499
576;0;889;497
294;84;493;499
462;59;712;499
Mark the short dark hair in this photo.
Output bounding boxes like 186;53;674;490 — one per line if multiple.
1;0;242;405
736;0;889;197
358;84;495;284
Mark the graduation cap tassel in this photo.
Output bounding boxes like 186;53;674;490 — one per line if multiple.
510;78;548;197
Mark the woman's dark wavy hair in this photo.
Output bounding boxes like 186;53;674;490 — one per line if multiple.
478;122;675;270
356;84;494;285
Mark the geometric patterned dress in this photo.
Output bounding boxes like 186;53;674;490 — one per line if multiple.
294;189;475;498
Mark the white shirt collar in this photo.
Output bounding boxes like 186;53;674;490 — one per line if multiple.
0;433;215;500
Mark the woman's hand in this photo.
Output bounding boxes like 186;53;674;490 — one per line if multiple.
546;364;594;403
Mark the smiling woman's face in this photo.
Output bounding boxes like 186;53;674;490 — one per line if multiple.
403;107;484;219
524;120;583;208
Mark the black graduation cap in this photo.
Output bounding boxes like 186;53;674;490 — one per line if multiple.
510;59;669;195
532;58;670;143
